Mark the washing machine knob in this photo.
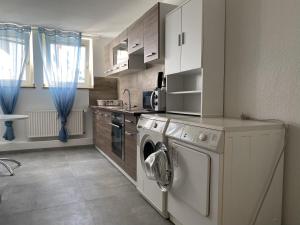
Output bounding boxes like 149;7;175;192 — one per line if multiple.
153;123;158;128
199;133;208;141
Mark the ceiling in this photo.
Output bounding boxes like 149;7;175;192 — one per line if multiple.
0;0;184;37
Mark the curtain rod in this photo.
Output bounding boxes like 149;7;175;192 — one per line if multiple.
0;21;101;38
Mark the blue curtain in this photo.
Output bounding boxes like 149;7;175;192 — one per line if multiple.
38;27;81;142
0;24;31;141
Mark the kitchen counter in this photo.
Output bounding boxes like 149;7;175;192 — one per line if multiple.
91;105;164;181
90;105;162;116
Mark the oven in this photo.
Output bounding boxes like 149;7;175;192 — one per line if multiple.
111;112;124;160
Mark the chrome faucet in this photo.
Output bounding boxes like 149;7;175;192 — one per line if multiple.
123;89;131;111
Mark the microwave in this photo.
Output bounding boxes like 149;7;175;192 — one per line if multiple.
143;90;166;111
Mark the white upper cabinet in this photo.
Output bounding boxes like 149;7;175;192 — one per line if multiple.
165;0;203;75
181;0;202;72
165;8;182;75
165;0;225;117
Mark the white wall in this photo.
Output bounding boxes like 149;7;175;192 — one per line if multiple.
225;0;300;224
0;32;93;149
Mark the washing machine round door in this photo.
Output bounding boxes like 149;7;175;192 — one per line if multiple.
141;138;156;172
144;142;173;192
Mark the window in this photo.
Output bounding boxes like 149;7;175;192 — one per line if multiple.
78;38;93;88
0;32;34;87
43;37;93;89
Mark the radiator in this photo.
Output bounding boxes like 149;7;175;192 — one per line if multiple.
27;110;84;138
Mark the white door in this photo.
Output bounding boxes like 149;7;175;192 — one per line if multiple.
181;0;203;72
165;7;182;75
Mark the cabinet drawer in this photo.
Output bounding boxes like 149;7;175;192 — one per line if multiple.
100;111;112;123
125;115;138;131
94;110;112;152
124;115;137;124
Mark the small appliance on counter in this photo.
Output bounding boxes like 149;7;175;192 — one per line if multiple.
97;100;123;107
143;72;166;112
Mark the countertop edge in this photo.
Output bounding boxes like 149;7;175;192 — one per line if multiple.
90;106;163;116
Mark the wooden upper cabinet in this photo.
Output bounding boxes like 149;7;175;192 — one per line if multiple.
116;29;128;45
104;2;175;74
113;29;128;66
143;4;160;63
103;43;113;74
128;19;144;54
143;3;176;63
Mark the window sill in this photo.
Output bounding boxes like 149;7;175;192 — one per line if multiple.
21;84;36;88
42;85;94;90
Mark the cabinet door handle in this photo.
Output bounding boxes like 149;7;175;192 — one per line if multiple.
125;131;136;136
132;43;139;48
182;32;185;45
178;34;181;46
146;52;156;57
125;119;135;124
109;123;121;128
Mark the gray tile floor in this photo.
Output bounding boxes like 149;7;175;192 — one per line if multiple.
0;147;172;225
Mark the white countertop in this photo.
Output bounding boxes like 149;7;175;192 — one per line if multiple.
0;115;29;121
140;114;284;131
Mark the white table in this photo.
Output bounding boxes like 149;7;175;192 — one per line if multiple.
0;115;28;176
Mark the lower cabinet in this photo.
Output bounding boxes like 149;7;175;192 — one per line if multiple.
124;115;138;180
94;110;112;155
93;109;138;181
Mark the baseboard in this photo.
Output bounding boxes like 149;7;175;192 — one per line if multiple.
0;138;93;152
170;214;183;225
95;146;136;186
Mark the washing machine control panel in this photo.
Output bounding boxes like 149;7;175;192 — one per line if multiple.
137;117;154;130
166;122;223;152
150;120;167;133
137;116;168;134
199;133;208;141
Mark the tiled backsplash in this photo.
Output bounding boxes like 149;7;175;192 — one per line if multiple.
118;64;164;108
89;77;118;106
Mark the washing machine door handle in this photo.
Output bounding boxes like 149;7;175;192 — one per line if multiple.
144;143;173;192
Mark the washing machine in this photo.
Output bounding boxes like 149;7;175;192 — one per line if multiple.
145;116;285;225
136;114;171;218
